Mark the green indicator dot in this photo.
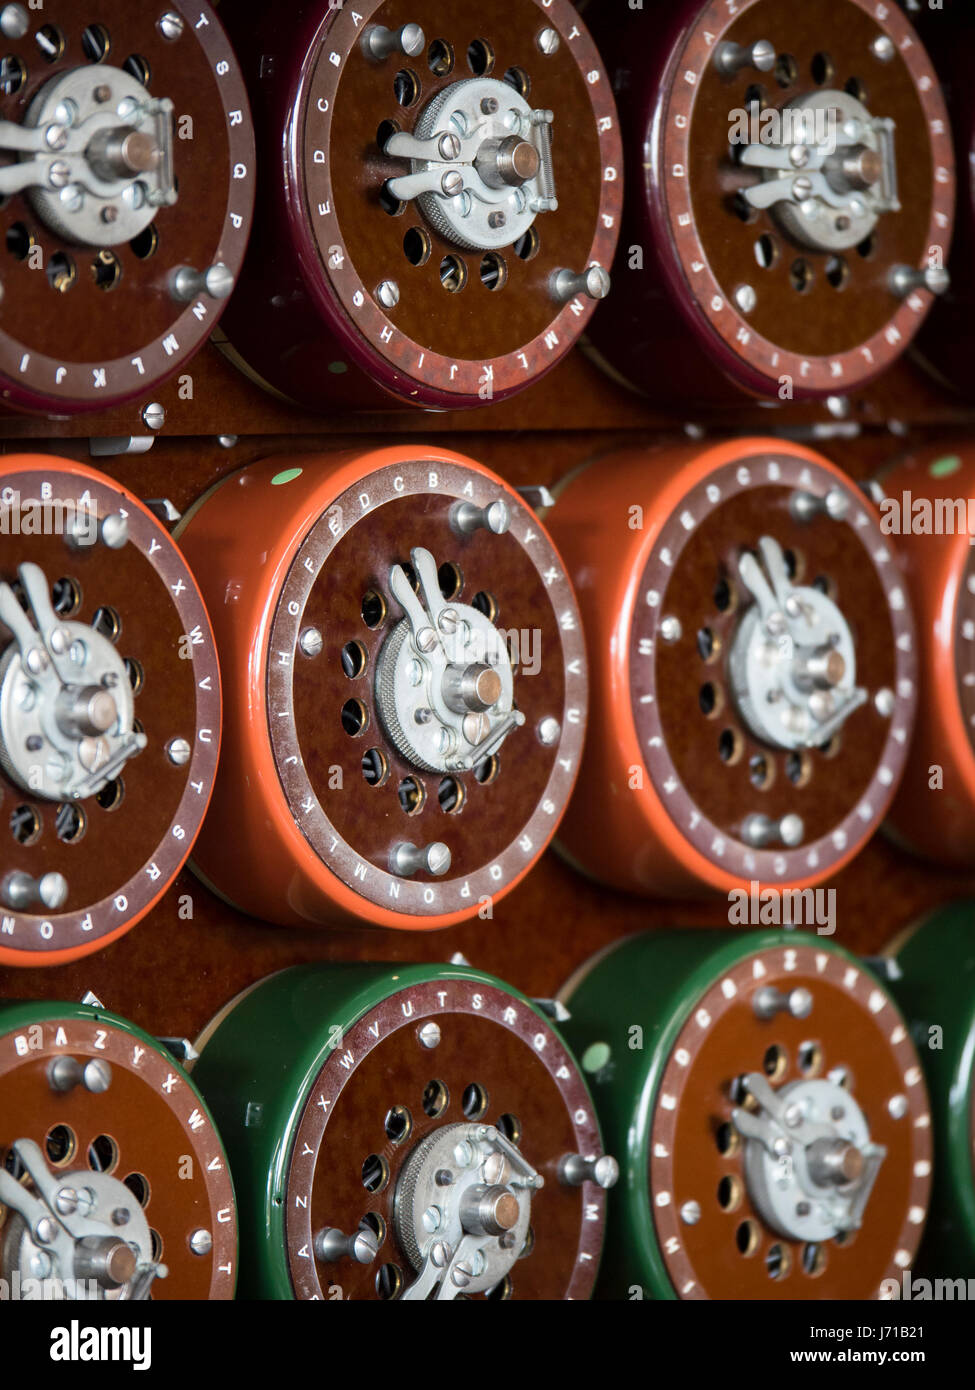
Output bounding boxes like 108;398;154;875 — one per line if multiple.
328;361;348;375
270;467;303;486
930;455;962;479
581;1041;611;1074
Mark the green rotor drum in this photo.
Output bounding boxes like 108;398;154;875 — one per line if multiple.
0;999;237;1300
189;962;615;1301
886;904;975;1278
560;930;932;1301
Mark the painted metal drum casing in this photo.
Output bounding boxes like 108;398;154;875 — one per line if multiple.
888;905;975;1277
0;999;237;1299
177;445;586;931
548;438;916;897
190;962;608;1300
560;930;931;1300
880;446;975;867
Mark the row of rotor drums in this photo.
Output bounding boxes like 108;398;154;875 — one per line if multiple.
1;911;972;1300
1;439;975;966
0;0;974;417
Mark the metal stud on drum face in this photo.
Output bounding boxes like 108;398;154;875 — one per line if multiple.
547;439;916;897
560;931;931;1300
215;0;621;411
585;0;954;401
0;1001;236;1299
886;906;975;1278
877;446;975;868
0;1;254;415
176;447;586;930
190;964;614;1300
0;455;221;967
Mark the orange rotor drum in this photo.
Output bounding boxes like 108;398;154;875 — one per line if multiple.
547;438;917;898
176;446;587;930
0;454;221;967
879;445;975;868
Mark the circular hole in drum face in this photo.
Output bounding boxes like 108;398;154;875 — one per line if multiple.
341;698;368;737
55;802;87;844
715;1121;740;1157
763;1043;787;1081
149;1229;163;1261
438;776;465;814
361;748;389;787
462;1083;489;1119
422;1079;449;1118
731;190;757;225
403;225;431;266
87;1134;119;1174
361;1212;387;1247
123;1172;151;1207
397;776;426;815
766;1243;791;1280
384;1105;413;1145
755;233;778;270
0;56;26;96
123;54;151;86
798;1041;822;1076
736;1219;760;1257
845;77;867;103
473;754;500;785
81;23;111;63
802;1242;827;1277
496;1113;522;1146
718;728;742;765
502;65;530;97
393;68;420;107
10;805;41;845
52;576;82;616
857;234;876;260
341;640;367;679
790;258;813;294
428;39;454;76
361;590;387;629
95;777;125;812
472;591;498;622
774;52;798;88
699;682;721;717
513;227;539;260
47;252;77;294
437;562;463;600
361;1154;390;1194
45;1124;76;1167
91;249;122;291
375;1263;403;1299
743;83;767;112
750;753;774;789
810;51;834;86
6;223;33;261
36;25;65;62
713;576;735;613
826;255;849;290
786;751;811;787
377;118;400;151
92;605;121;642
439;254;467;292
124;657;144;695
129;225;158;260
717;1174;743;1212
467;39;494;76
379;182;406;216
479;252;507;291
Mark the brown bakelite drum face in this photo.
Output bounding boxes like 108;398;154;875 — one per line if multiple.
651;943;931;1299
298;0;622;402
284;980;605;1300
0;460;220;964
630;453;916;885
0;1;253;413
269;459;586;920
662;0;953;394
0;1014;236;1298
